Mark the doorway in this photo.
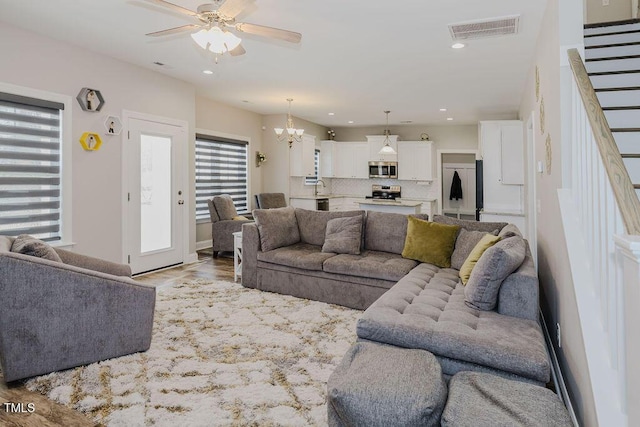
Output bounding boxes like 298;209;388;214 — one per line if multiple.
436;149;479;218
123;112;188;275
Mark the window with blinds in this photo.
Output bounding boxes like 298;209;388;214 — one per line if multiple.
195;133;249;222
305;149;321;185
0;92;64;241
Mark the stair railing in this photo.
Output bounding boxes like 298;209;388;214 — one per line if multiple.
565;48;640;426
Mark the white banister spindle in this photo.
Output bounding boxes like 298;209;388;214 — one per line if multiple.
565;48;640;426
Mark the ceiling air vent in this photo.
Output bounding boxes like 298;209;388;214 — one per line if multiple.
449;15;520;41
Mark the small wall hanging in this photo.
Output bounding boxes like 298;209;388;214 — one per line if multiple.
104;115;122;135
545;134;552;175
76;87;105;112
256;151;267;167
535;66;540;102
80;132;103;151
539;96;545;134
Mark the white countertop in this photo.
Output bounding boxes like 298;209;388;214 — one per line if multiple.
481;209;525;217
290;194;437;203
358;199;423;207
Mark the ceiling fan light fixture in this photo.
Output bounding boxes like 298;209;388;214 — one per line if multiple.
191;26;242;54
191;28;212;50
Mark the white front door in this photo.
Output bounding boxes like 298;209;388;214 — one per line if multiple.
125;115;186;274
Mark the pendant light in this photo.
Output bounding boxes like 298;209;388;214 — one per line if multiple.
379;110;397;155
274;98;304;147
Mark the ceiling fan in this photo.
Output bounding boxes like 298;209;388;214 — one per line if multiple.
143;0;302;57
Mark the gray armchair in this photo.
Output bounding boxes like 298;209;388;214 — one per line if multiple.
0;235;155;383
207;195;253;257
255;193;287;209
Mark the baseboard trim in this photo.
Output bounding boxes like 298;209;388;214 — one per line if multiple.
185;252;199;264
196;239;213;251
540;310;580;426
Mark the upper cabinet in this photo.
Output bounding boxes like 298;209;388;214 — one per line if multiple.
289;135;316;177
321;141;368;179
397;141;434;181
479;120;524;185
367;135;398;162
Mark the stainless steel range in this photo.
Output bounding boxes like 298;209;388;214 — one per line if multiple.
366;185;401;200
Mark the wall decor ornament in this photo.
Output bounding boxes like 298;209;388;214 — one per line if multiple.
256;151;267;167
76;88;105;112
545;134;552;175
539;96;545;134
79;132;103;151
327;129;336;140
104;115;122;135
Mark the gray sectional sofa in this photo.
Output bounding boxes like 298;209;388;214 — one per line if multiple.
241;207;550;385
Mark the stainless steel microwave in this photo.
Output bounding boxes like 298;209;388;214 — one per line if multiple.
368;161;398;179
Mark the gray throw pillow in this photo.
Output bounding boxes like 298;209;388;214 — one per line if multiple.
451;228;499;270
212;194;238;221
253;206;300;251
322;215;363;255
433;215;508;234
464;235;526;311
10;234;62;262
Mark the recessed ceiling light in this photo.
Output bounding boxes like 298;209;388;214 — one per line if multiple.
451;43;465;49
447;117;454;121
348;120;354;124
439;108;447;112
203;70;214;74
328;112;335;116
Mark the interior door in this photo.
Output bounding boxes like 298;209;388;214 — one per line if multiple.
126;116;186;274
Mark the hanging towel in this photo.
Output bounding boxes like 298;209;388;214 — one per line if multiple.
450;171;463;200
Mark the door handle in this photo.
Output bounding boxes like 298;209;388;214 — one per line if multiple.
178;200;184;205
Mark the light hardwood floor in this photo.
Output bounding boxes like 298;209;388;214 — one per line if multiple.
0;251;234;427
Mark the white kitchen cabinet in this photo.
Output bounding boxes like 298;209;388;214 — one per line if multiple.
479;121;523;212
367;135;398;162
341;197;362;211
320;140;335;178
289;135;316;177
420;200;437;219
333;142;369;179
397;141;434;181
289;198;317;210
329;197;343;211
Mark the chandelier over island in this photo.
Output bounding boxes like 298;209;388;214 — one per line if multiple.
379;110;397;155
274;98;304;147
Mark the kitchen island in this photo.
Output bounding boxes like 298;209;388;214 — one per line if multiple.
358;199;422;215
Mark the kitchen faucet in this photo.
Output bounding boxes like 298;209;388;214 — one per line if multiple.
314;179;325;197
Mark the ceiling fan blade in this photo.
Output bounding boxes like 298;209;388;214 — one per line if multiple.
234;22;302;43
142;0;197;17
229;44;246;56
217;0;253;19
146;24;201;37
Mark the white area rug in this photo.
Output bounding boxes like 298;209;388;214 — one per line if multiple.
25;279;361;426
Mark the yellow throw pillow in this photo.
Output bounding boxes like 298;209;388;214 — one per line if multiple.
232;216;246;221
459;234;502;284
401;216;460;268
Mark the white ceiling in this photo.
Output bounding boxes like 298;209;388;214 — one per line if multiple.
0;0;546;127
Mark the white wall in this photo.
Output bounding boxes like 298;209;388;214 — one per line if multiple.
195;96;264;244
0;23;196;263
519;0;597;425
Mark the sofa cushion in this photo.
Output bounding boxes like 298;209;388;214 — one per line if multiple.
253;206;300;251
357;263;550;383
10;235;62;263
212;194;238;221
498;223;522;239
294;208;364;247
459;234;501;285
433;215;507;234
323;250;418;282
442;372;573;427
364;211;429;255
0;235;13;252
322;215;363;255
451;228;499;270
257;242;335;271
401;217;459;268
464;235;526;311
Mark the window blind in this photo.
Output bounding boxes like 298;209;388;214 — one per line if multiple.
0;93;64;241
195;134;249;221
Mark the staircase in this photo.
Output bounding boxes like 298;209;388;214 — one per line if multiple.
584;19;640;199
